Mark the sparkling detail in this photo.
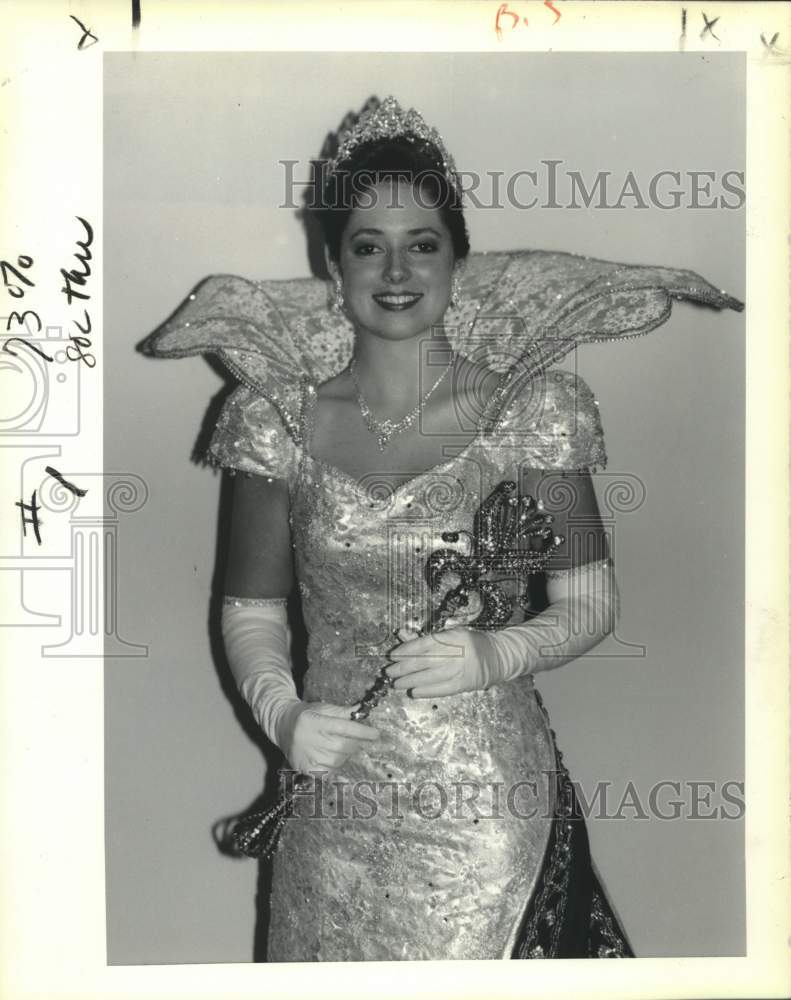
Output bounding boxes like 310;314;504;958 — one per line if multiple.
424;481;563;628
226;367;628;959
223;595;287;607
142;251;742;470
349;354;456;451
142;245;739;963
544;555;611;581
327;95;463;200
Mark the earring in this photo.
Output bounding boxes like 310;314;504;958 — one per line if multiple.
331;278;344;314
450;271;462;311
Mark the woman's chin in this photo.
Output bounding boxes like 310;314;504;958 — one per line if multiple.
352;308;451;342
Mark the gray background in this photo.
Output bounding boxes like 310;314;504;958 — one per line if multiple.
104;52;745;963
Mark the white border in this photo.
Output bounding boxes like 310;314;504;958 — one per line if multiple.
0;2;788;998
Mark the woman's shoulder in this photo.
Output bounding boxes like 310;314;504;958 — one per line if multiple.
490;365;608;474
205;383;302;481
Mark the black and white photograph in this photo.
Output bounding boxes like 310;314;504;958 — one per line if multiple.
1;3;789;999
118;49;748;962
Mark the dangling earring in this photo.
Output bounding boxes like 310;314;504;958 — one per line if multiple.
450;271;462;311
331;277;344;314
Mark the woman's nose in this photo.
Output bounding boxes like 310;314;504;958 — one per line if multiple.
383;251;410;284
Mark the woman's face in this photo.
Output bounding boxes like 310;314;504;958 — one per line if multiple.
334;178;458;344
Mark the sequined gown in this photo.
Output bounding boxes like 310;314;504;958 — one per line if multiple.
143;249;742;961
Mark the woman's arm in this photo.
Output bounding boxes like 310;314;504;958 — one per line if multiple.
221;472;381;771
387;469;619;697
224;473;294;598
523;466;611;574
498;466;618;675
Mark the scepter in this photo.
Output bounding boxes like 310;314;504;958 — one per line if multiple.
350;479;563;719
232;479;563;858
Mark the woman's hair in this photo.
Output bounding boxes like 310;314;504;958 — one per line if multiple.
317;136;470;263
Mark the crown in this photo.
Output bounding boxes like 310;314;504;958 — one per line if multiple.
325;95;463;200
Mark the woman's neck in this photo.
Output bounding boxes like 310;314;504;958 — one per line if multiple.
350;333;457;416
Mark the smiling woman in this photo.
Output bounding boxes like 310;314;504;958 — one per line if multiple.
141;94;743;962
314;177;494;469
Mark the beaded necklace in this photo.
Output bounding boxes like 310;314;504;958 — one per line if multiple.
349;352;457;451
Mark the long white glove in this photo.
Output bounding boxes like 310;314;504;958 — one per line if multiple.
386;557;620;698
221;599;381;772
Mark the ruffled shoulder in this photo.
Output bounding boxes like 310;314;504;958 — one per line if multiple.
205;384;301;480
449;249;743;376
139;250;742;435
140;273;351;441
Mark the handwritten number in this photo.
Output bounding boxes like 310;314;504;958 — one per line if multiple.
65;336;95;368
45;466;88;498
4;216;96;371
68;311;95;365
6;310;43;334
3;337;53;362
3;311;47;360
58;217;96;366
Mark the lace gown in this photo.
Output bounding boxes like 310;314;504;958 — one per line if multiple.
142;248;742;961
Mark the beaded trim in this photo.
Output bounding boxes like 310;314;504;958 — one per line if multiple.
543;555;612;580
203;452;255;478
299;380;319;457
588;886;632;957
223;595;288;607
219;349;304;444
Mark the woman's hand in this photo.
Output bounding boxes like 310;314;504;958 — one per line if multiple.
278;701;382;775
385;626;503;699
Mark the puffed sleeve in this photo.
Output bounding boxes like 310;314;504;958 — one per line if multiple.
494;368;611;585
497;367;608;474
539;368;608;473
206;384;301;481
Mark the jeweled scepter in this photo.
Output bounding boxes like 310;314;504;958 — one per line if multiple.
351;479;563;718
232;480;563;858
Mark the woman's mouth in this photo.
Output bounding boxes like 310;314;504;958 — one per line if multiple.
372;292;424;311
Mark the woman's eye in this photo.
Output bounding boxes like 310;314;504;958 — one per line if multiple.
351;240;438;257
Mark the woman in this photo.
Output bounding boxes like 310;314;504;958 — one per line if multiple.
142;97;742;961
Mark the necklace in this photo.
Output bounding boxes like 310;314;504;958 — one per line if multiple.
349;352;457;451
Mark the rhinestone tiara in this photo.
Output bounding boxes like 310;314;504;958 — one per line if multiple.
325;96;463;200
